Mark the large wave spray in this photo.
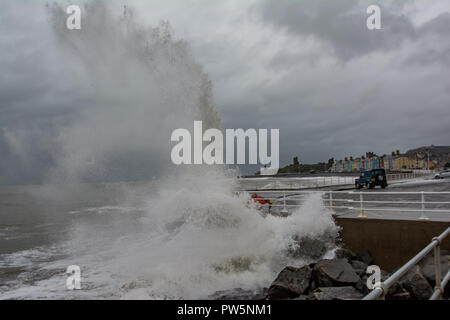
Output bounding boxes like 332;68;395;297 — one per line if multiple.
46;1;220;182
1;1;339;299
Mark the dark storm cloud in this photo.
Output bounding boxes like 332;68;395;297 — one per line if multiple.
0;0;449;183
1;0;220;184
223;0;450;168
255;0;417;61
0;1;93;184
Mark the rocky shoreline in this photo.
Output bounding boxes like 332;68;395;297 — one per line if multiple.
210;248;450;300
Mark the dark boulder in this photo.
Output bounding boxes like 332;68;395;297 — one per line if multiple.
334;248;356;262
268;265;312;299
418;250;449;286
313;258;360;287
399;266;433;300
389;290;412;300
291;294;316;300
355;249;374;265
351;260;368;277
210;287;267;300
288;235;336;261
354;278;370;295
313;286;363;300
385;282;403;299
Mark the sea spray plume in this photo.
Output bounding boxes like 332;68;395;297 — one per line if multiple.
7;173;341;299
1;1;341;299
129;190;339;299
47;180;339;299
46;1;219;182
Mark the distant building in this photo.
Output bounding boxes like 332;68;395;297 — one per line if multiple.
372;158;378;169
394;155;409;170
365;158;370;170
406;145;450;169
386;155;394;170
346;160;352;172
352;158;360;171
330;145;449;172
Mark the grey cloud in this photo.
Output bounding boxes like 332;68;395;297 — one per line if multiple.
256;0;418;61
216;1;450;170
1;0;449;182
1;1;219;184
419;11;450;35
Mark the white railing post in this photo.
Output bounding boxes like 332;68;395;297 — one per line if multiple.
280;191;288;216
419;191;429;220
329;191;333;211
358;192;366;218
433;240;442;299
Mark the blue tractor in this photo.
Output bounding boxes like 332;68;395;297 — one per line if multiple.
355;168;388;189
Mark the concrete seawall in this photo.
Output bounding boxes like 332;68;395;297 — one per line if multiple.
335;217;450;271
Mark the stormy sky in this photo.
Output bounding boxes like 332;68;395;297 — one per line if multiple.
1;0;449;184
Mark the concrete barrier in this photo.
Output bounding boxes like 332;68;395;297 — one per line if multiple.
335;217;450;271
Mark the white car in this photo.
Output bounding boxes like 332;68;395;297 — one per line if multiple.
435;169;450;179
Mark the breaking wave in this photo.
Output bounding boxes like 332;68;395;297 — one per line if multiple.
1;1;340;299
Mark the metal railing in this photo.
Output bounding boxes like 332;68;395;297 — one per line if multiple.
387;172;431;181
363;226;450;300
237;190;450;221
239;176;357;190
239;189;450;298
239;171;432;191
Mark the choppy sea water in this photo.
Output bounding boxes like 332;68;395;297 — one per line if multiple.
0;182;150;298
0;177;341;300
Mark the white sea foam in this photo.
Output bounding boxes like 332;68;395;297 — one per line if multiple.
0;1;340;299
1;172;339;299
